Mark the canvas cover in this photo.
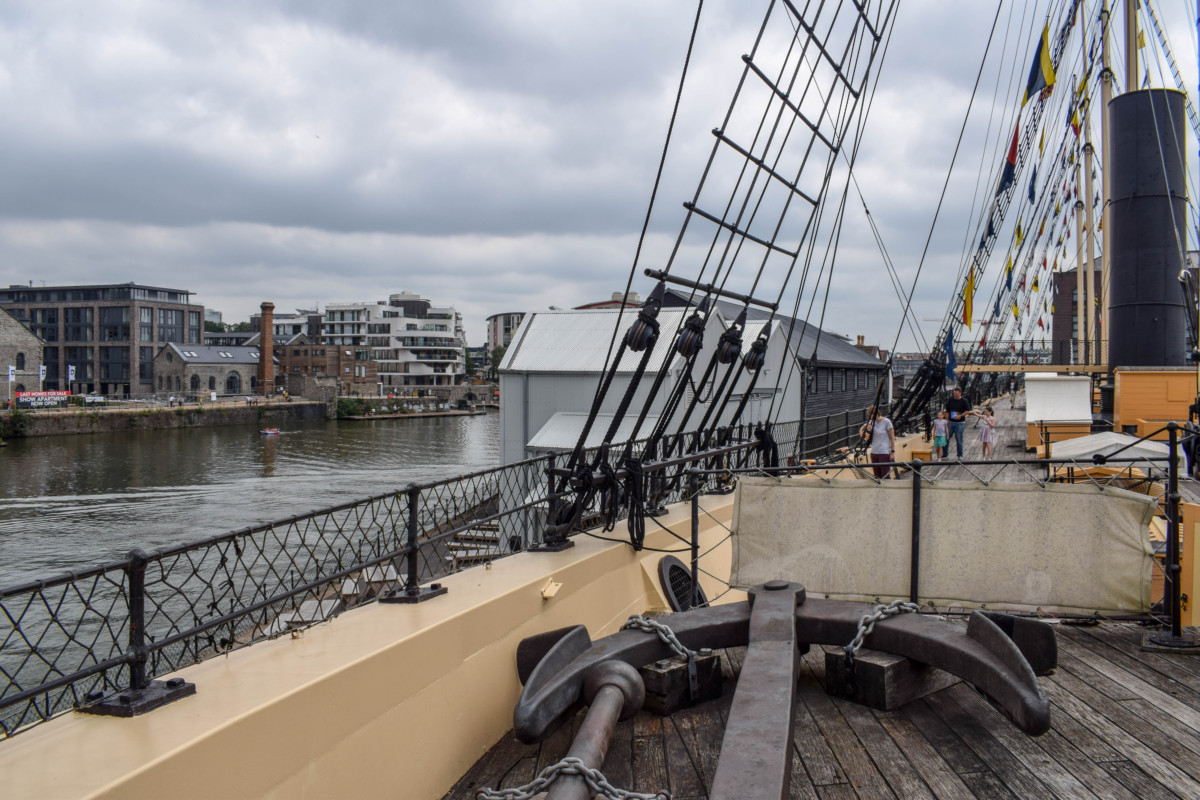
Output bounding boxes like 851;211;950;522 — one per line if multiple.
731;477;1156;615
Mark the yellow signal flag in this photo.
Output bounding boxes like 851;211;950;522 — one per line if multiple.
964;269;975;330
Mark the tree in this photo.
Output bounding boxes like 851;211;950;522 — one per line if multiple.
229;321;252;333
464;348;475;376
489;346;506;379
204;321;224;333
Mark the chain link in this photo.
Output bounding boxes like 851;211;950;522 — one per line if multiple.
474;756;669;800
845;599;922;657
624;614;696;659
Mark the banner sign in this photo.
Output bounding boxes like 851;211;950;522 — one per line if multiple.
15;390;71;409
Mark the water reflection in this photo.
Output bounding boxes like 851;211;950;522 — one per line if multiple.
0;413;500;586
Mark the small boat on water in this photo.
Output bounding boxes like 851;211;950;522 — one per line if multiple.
259;428;281;436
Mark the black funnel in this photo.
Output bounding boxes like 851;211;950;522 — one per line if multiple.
1107;89;1189;368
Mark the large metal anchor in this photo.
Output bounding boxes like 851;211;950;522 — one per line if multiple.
512;581;1056;800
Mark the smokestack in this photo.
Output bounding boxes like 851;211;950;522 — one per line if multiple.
1107;89;1188;368
258;302;275;393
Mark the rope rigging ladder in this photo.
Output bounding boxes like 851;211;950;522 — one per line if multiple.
544;0;900;548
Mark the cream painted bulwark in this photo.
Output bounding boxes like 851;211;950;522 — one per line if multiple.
731;477;1156;615
0;497;737;800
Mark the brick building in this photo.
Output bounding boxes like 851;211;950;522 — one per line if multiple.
0;283;203;396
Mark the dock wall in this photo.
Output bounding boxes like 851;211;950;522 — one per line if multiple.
16;401;328;438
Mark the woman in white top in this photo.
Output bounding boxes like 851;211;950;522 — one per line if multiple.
859;405;895;479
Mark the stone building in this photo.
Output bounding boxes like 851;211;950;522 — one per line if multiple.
152;344;276;397
0;308;43;394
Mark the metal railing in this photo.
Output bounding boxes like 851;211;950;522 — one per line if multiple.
0;418;820;738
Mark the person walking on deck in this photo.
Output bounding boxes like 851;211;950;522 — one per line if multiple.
860;405;895;479
975;406;997;459
1009;377;1018;408
945;388;972;459
932;411;948;460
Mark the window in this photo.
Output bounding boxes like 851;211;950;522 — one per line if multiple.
64;308;94;342
187;311;200;344
208;376;216;391
30;309;57;342
99;307;130;342
43;347;60;383
15;353;24;370
139;307;153;342
139;347;154;381
99;347;130;381
158;309;183;342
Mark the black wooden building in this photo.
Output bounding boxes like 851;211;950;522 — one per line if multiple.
662;290;888;457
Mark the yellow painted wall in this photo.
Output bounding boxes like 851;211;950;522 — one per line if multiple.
1026;422;1091;450
1182;503;1200;627
0;498;738;800
1114;370;1197;431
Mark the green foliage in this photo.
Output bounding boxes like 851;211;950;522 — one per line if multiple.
489;346;507;378
336;398;365;418
1;407;31;438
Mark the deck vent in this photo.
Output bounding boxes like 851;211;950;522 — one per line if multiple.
659;555;707;611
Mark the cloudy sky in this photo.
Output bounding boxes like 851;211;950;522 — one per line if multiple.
0;0;1195;351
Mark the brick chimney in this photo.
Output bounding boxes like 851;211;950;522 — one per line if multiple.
257;302;275;393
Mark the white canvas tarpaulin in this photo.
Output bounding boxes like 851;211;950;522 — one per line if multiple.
731;477;1157;615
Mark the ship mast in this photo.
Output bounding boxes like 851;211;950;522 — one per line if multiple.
1084;1;1094;364
1099;0;1113;365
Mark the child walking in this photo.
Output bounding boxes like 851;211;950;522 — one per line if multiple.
977;406;997;459
932;411;948;460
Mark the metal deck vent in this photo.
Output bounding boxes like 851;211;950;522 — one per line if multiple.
659;555;706;612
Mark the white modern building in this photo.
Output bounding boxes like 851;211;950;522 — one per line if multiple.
323;292;466;391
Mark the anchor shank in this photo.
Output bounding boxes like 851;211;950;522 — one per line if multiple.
546;683;625;800
709;581;805;800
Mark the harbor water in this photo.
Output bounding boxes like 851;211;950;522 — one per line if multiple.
0;412;500;588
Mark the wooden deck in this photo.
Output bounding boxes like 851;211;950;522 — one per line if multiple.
444;393;1200;799
445;625;1200;799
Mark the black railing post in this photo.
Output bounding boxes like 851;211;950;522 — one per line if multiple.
910;461;922;605
405;484;421;597
79;548;197;717
1148;423;1197;648
127;548;150;692
381;483;447;604
689;467;701;610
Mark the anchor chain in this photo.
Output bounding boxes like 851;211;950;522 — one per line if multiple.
624;615;698;658
625;614;704;700
842;600;921;696
474;756;669;800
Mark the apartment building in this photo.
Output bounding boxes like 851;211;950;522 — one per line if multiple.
324;291;465;392
485;312;525;354
0;283;203;396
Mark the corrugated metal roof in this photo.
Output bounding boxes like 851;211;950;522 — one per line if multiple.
503;309;687;373
527;411;661;451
